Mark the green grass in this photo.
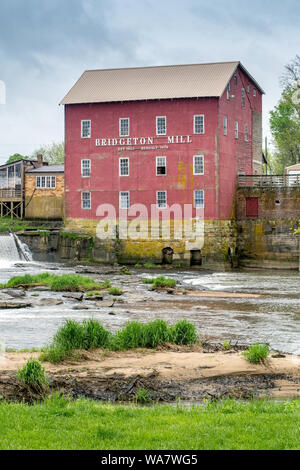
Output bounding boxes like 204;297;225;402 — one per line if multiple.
40;319;197;363
108;287;124;296
0;218;44;234
243;344;270;364
135;388;152;404
0;273;110;292
17;359;49;391
143;276;177;288
0;397;299;450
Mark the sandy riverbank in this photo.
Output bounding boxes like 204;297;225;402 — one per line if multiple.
1;347;299;402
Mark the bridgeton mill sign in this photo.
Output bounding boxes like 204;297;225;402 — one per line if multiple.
95;135;193;147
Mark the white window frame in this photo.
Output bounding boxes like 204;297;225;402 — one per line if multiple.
223;116;228;136
119;118;130;137
194;115;205;135
193;155;204;175
156;156;167;176
81;159;91;177
119;157;129;177
253;88;257;97
234;71;238;85
156;116;167;136
241;88;245;107
194;190;205;209
235;121;239;140
245;124;249;142
81;120;91;139
36;175;56;189
156;190;167;209
82;192;91;210
120;191;130;210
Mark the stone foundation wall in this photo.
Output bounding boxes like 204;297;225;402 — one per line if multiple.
63;218;238;270
236;187;300;269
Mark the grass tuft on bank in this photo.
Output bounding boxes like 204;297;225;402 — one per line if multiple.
243;343;270;364
143;276;177;288
0;397;299;450
0;273;112;293
40;319;198;363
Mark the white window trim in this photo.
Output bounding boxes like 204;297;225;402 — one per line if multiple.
193;115;205;135
194;190;205;209
223;116;228;136
120;191;130;210
193;155;204;175
156;190;167;209
81;192;91;210
51;176;56;189
119;118;130;137
156;116;167;136
36;175;56;189
156;156;167;176
119;157;129;177
253;88;257;97
235;121;239;140
81;120;91;139
81;159;91;178
241;88;245;107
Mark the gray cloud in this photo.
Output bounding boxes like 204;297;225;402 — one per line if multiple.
0;0;300;162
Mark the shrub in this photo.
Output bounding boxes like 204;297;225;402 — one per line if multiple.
113;321;147;350
168;320;197;345
41;319;198;363
223;340;231;350
53;320;85;351
81;320;111;349
243;344;269;364
144;320;169;348
17;359;49;391
2;273;104;292
40;346;69;364
135;388;152;404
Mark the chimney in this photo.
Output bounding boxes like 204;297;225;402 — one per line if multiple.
37;154;43;167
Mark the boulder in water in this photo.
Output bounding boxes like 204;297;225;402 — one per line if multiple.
1;289;26;298
0;300;32;309
63;293;84;301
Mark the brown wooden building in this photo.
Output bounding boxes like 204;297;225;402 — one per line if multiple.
25;165;65;220
0;156;47;219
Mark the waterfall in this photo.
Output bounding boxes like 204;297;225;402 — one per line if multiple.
0;233;32;265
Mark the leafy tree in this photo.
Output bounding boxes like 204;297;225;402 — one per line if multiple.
32;142;64;165
269;56;300;174
5;153;29;164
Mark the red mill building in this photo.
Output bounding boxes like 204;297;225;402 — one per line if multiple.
61;61;264;268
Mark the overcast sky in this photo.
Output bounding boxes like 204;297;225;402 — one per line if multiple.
0;0;299;164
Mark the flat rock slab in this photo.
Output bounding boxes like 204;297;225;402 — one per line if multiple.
72;305;91;310
1;289;26;298
85;295;104;301
96;300;115;308
29;286;52;292
35;298;64;306
76;266;120;275
63;293;84;301
0;300;32;309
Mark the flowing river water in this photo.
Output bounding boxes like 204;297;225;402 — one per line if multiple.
0;235;300;354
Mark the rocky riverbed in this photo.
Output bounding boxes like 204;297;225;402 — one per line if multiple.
1;262;300;354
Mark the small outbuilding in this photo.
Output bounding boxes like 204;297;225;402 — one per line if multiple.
25;164;64;220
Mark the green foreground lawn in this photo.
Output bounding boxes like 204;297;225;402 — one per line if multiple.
0;397;299;450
